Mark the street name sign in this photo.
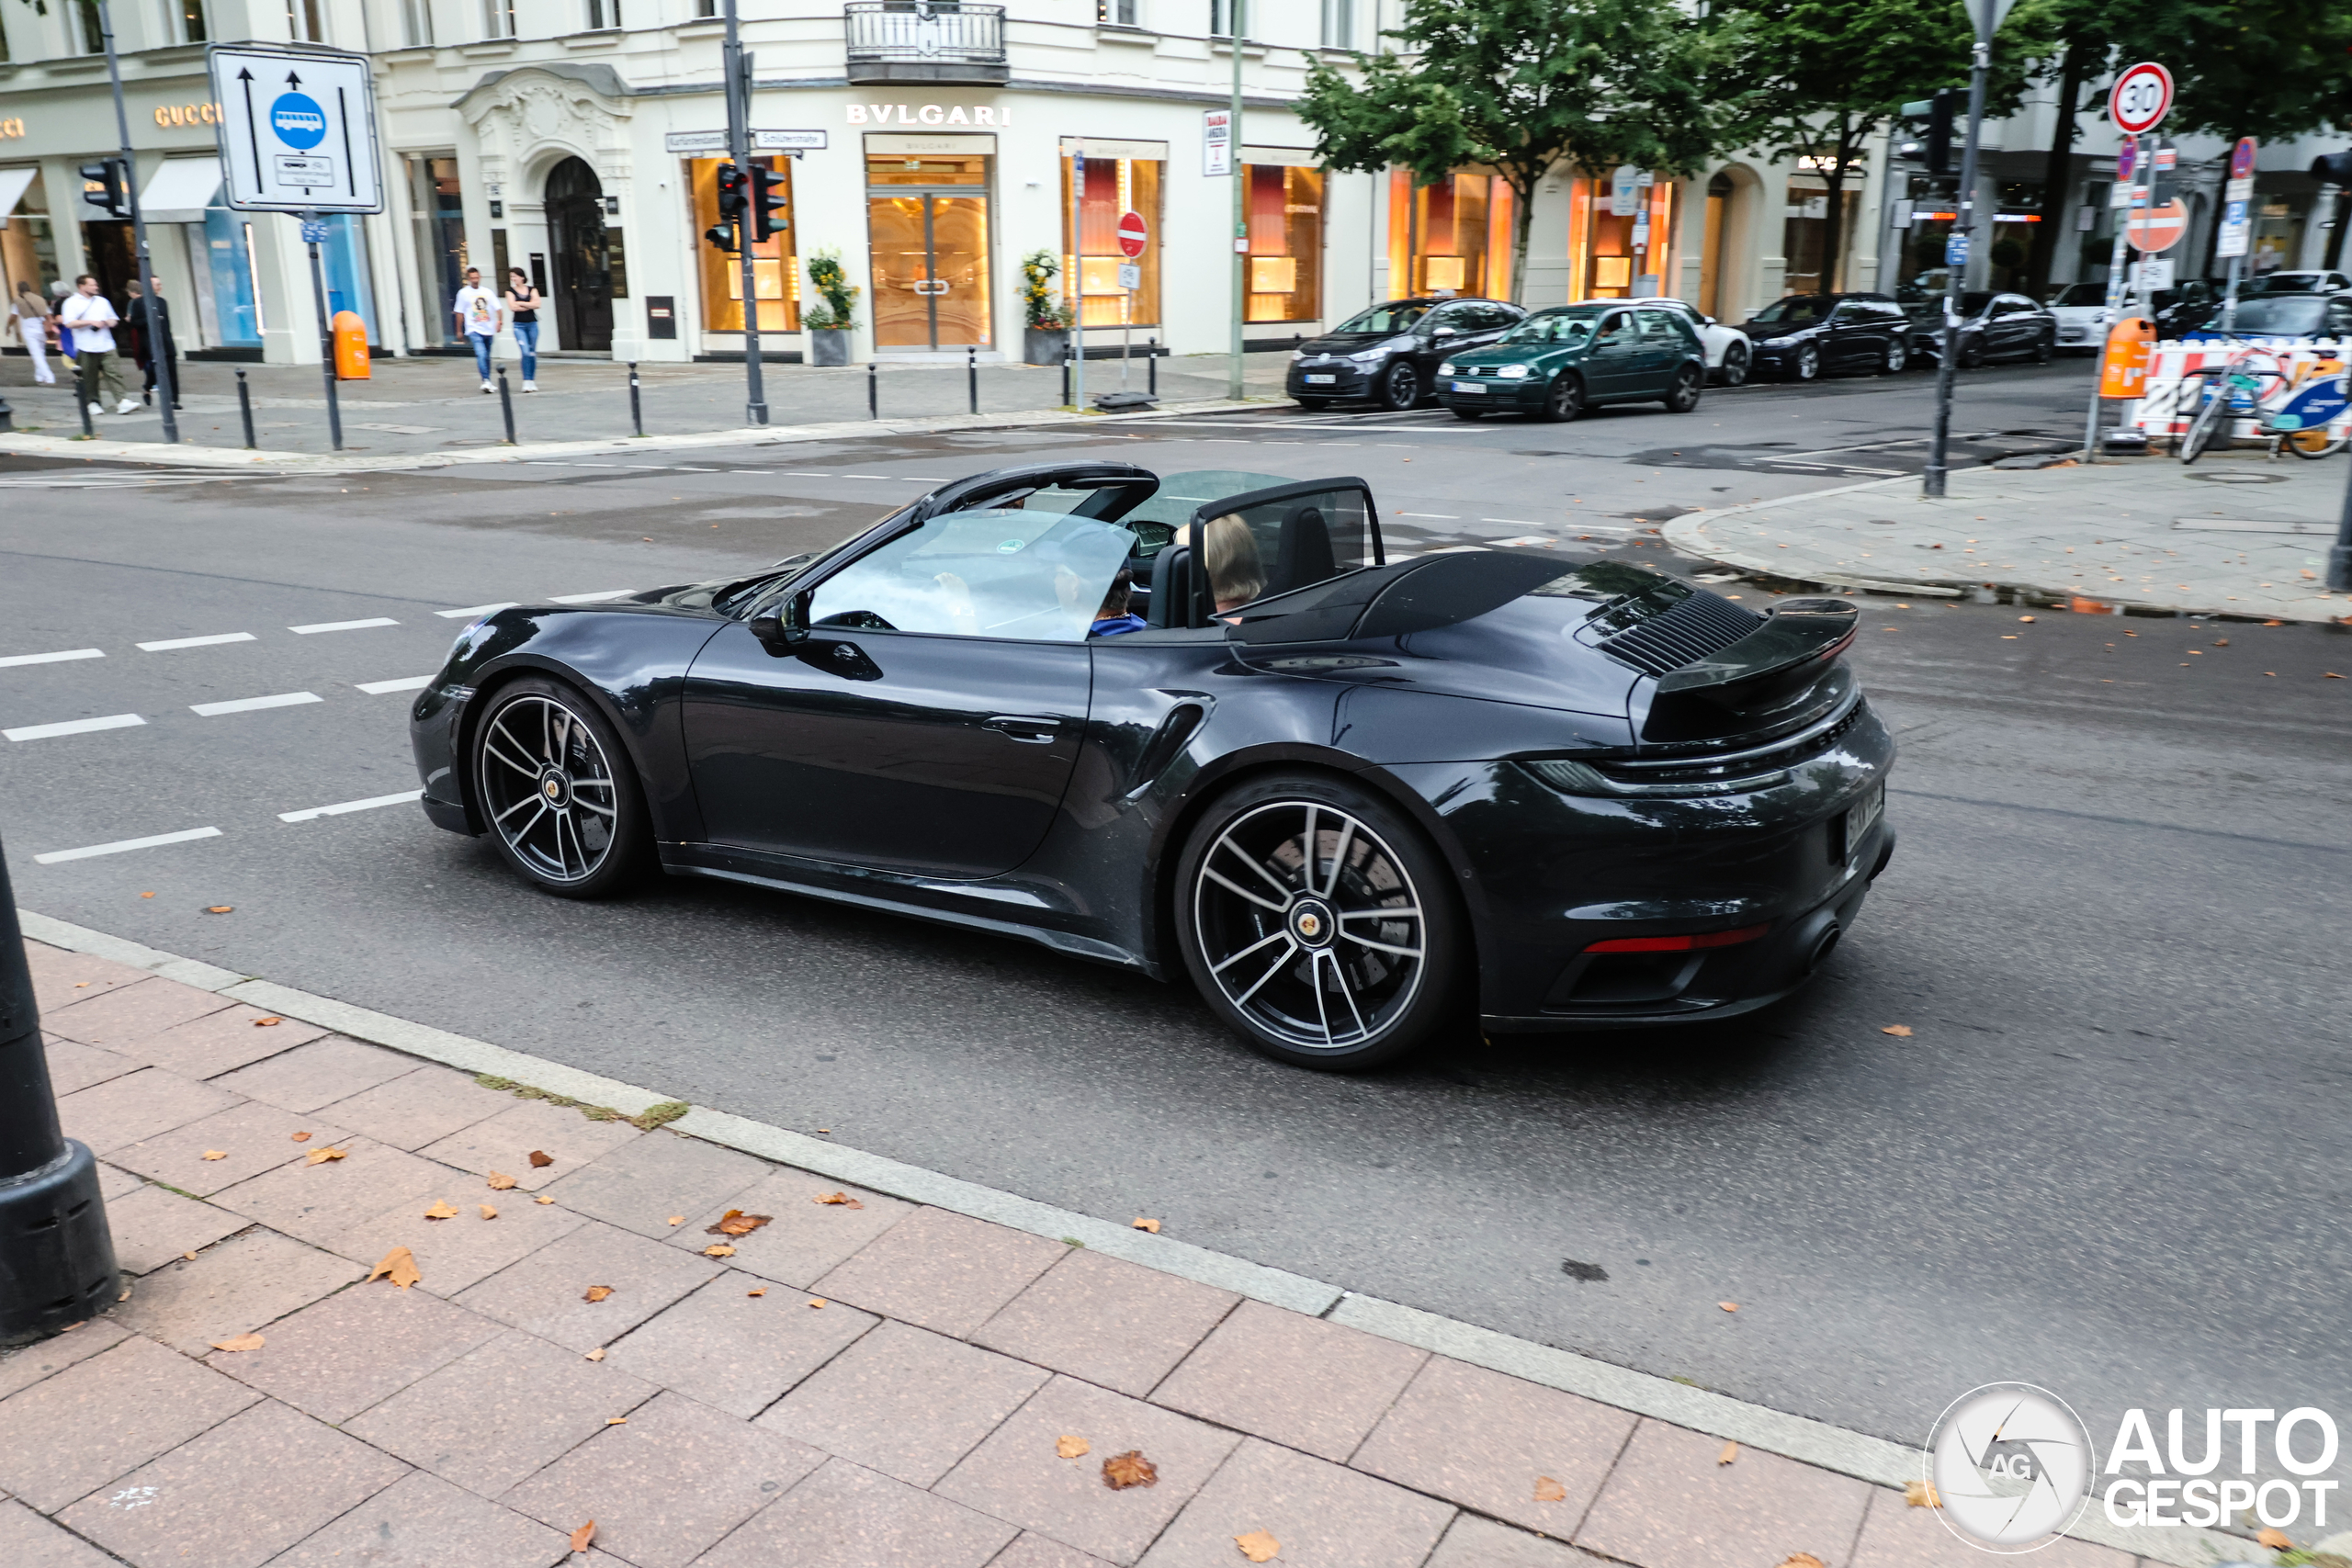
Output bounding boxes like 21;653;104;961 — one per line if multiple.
209;45;382;213
2109;62;2172;136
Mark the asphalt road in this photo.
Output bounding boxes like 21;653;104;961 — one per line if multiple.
6;358;2348;1477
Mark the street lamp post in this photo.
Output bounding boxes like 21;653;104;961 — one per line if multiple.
1227;0;1246;401
1925;2;2010;497
0;840;119;1345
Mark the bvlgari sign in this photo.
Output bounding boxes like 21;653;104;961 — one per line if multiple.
845;103;1012;126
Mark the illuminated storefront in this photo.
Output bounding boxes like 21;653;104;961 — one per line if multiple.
1386;167;1512;299
691;154;798;333
1565;171;1675;301
1059;139;1164;332
1243;155;1321;323
868;136;992;351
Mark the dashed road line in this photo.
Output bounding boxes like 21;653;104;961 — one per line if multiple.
278;790;424;824
437;603;516;619
1398;513;1460;520
356;676;432;694
548;590;634;604
6;713;146;742
839;473;898;479
0;649;104;669
33;826;221;864
1488;536;1557;548
190;692;322;716
138;633;257;652
290;617;400;635
1481;518;1544;527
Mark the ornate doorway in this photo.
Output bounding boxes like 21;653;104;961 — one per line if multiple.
545;156;614;353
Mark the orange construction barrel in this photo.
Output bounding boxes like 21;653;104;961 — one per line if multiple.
332;310;371;380
2097;316;2154;400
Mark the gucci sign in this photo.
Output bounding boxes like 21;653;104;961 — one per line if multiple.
845;103;1012;126
153;102;225;128
0;117;26;140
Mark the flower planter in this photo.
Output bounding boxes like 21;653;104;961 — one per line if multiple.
808;329;851;367
1024;327;1069;367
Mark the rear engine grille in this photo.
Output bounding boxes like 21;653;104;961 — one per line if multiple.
1594;591;1762;675
1525;695;1866;797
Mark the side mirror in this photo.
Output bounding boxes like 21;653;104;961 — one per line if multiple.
1431;324;1459;337
749;591;809;652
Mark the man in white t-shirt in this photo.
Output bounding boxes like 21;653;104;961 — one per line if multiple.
452;268;503;392
62;276;137;417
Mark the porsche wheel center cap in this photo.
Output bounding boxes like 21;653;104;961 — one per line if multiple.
1290;897;1336;948
538;768;571;807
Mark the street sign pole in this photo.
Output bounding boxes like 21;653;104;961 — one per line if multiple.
1925;36;1992;496
96;0;176;444
2084;135;2139;459
1227;2;1246;401
1070;149;1086;413
723;0;765;426
2218;138;2256;334
301;214;344;451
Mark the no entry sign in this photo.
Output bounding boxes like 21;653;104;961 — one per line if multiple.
1116;210;1148;257
2124;198;2188;253
2109;62;2173;136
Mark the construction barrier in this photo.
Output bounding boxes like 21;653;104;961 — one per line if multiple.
2128;337;2347;445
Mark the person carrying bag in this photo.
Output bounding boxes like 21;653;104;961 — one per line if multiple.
503;267;544;392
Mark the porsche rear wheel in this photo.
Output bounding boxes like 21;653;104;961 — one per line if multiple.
472;676;649;898
1176;773;1461;1071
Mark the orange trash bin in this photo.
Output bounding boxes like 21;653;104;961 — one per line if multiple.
2097;316;2154;400
332;310;371;380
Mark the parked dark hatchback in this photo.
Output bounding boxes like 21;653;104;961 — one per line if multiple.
1907;291;2057;367
1433;303;1708;421
1288;297;1527;411
1740;293;1912;379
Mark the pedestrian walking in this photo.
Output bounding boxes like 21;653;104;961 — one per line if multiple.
452;267;503;393
503;267;544;392
46;281;76;374
7;281;54;385
123;277;182;410
60;275;136;417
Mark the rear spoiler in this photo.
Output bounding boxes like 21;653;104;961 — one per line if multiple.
1642;598;1858;742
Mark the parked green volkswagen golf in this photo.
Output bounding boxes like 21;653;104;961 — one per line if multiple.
1435;302;1708;422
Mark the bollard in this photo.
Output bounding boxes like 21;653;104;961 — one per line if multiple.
967;345;978;415
1148;338;1158;399
0;838;119;1345
0;394;12;434
628;363;643;438
497;368;517;445
1061;340;1072;409
236;369;256;450
868;360;878;420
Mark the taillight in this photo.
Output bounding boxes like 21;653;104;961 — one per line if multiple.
1584;923;1770;953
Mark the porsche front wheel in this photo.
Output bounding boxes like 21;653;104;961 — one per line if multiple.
471;676;649;898
1176;774;1461;1071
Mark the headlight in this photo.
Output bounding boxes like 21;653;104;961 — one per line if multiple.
1438;362;1457;376
1498;364;1532;379
1349;347;1387;364
1289;350;1307;363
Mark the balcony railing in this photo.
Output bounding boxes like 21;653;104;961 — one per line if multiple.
844;3;1007;82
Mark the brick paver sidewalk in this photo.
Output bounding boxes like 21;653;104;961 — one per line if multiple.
4;936;2161;1568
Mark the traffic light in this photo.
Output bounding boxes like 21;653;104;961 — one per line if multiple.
2312;151;2352;187
80;159;127;219
706;161;747;253
750;164;789;243
1924;89;1959;177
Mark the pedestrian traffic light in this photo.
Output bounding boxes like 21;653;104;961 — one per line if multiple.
706;162;747;253
2312;151;2352;187
750;164;789;243
1925;90;1959;177
80;159;127;219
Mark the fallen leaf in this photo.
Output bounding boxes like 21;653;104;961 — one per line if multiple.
667;1215;685;1225
182;1251;198;1261
704;1244;737;1258
816;1128;831;1134
209;1333;266;1353
1533;1475;1567;1501
535;1194;554;1204
1882;1024;1914;1037
808;1298;827;1309
368;1247;422;1290
205;905;234;914
813;1192;864;1209
254;1017;282;1027
1719;1302;1739;1313
424;1201;459;1220
1236;1530;1281;1562
709;1209;775;1236
119;1289;132;1302
59;1320;84;1331
1778;1557;1826;1568
1718;1441;1740;1465
571;1520;595;1553
583;1285;615;1303
140;892;153;898
306;1145;348;1164
201;1150;227;1161
747;1288;766;1297
1131;1217;1161;1234
488;1172;518;1190
1102;1450;1159;1490
605;1416;628;1425
584;1347;605;1361
290;1132;311;1143
528;1150;554;1168
2018;615;2035;623
2258;1529;2295;1551
1057;1434;1091;1459
1905;1479;1939;1507
480;1204;498;1220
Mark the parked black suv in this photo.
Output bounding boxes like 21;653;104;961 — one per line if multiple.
1738;293;1913;379
1288;297;1528;411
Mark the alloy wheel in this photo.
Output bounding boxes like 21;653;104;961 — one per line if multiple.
477;693;621;885
1191;800;1427;1055
1792;343;1821;381
1717;344;1749;387
1380;360;1421;411
1541;373;1585;422
1666;364;1703;412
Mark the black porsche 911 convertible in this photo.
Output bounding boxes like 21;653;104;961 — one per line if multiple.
410;461;1894;1070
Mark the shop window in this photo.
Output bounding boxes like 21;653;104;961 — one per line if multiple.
195;207;265;346
1244;164;1319;321
1566;172;1673;301
1386;167;1510;300
693;155;798;333
407;155;467;344
1782;175;1857;294
0;170;60;311
1060;150;1161;329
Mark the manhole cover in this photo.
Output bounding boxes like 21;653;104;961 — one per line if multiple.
2185;469;2286;484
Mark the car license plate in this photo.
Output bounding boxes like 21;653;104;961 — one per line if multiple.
1844;782;1884;863
1452;380;1485;394
1304;374;1336;384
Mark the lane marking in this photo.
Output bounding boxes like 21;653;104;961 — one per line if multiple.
1481;518;1544;527
839;474;898;479
1398;513;1460;520
137;633;256;652
356;676;432;694
34;826;222;864
437;603;516;618
190;692;322;716
5;713;145;742
548;590;634;604
278;789;425;824
289;617;399;635
1489;536;1557;548
0;648;105;669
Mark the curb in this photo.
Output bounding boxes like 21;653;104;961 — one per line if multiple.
11;905;2233;1565
0;396;1280;477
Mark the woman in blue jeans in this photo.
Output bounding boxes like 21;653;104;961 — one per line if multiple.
504;268;545;391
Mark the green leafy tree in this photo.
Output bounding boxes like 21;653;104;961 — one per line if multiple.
1295;0;1724;306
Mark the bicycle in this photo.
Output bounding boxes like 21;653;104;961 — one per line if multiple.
2270;361;2348;458
2176;347;2290;464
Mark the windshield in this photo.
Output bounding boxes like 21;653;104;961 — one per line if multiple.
2051;283;2107;307
2220;296;2330;335
1332;301;1430;335
805;508;1137;641
1749;297;1830;324
2246;273;2325;297
1501;312;1599;346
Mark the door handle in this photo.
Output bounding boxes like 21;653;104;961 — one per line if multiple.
986;715;1060;744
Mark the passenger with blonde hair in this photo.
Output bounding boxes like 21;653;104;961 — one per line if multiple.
1202;513;1264;615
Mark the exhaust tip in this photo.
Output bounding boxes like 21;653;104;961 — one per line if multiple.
1804;927;1842;976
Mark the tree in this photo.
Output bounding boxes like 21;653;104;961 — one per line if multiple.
1714;0;2041;297
1295;0;1724;306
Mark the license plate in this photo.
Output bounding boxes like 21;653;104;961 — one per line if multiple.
1845;782;1884;862
1304;374;1336;385
1452;380;1485;394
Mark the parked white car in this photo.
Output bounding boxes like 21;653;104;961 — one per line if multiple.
1646;298;1756;386
2046;282;2113;354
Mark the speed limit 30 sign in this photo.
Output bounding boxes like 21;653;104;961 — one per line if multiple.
2109;62;2173;136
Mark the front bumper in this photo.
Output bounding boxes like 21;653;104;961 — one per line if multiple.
1288;363;1375;399
409;681;481;835
1435;376;1544;410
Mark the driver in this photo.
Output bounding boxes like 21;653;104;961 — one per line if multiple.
1087;569;1146;637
